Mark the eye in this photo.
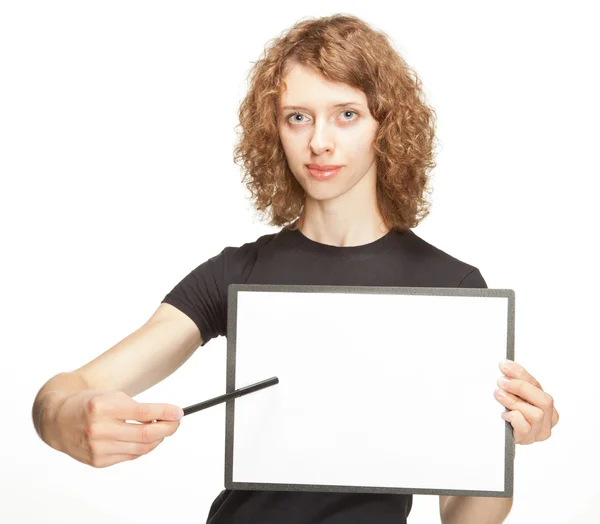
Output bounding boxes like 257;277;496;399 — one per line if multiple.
340;110;358;121
286;109;359;125
288;112;306;124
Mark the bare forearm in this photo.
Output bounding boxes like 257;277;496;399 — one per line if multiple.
32;372;90;445
441;495;513;524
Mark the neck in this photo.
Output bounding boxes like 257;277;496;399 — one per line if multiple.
296;208;389;248
293;157;390;247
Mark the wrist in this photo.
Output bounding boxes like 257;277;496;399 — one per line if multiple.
37;391;70;452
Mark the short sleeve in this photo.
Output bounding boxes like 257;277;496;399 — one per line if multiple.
458;267;488;288
161;242;259;346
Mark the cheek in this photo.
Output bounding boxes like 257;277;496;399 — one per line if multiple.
342;128;374;153
278;131;300;158
339;142;370;168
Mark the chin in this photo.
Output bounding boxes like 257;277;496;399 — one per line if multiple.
303;187;347;203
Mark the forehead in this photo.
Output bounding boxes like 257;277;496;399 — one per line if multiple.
279;63;367;109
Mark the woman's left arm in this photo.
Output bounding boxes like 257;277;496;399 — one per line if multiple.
439;359;560;524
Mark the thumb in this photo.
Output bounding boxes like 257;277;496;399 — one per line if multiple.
115;398;184;423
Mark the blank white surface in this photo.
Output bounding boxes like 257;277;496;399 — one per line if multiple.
231;289;509;493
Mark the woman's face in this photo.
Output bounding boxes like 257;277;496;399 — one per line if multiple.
277;63;380;205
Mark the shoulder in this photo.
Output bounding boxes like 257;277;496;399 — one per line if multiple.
215;230;282;264
208;230;285;282
401;230;487;288
218;230;281;258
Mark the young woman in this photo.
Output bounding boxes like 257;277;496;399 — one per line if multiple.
33;14;559;524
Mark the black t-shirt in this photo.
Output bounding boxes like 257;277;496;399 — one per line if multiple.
161;227;487;524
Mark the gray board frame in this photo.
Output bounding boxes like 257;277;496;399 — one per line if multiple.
225;284;515;498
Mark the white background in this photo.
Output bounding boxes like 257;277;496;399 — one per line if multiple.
1;1;598;523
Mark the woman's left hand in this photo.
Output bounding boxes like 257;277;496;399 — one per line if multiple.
494;359;559;445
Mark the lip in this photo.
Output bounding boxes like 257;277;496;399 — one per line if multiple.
306;164;343;170
306;165;342;180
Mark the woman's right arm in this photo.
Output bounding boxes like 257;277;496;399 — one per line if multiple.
31;302;204;467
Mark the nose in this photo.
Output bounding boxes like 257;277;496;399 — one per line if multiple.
309;120;334;155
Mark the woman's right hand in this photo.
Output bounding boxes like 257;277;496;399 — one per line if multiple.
44;390;184;468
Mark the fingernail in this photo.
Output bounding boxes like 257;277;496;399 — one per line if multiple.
174;408;184;420
498;376;510;387
500;359;512;371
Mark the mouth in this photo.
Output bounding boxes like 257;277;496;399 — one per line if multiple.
306;165;343;180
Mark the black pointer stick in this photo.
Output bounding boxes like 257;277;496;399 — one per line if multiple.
151;377;279;423
182;376;279;417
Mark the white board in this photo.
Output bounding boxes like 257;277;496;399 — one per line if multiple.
224;285;514;498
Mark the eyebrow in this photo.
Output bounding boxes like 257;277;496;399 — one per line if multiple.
281;101;363;111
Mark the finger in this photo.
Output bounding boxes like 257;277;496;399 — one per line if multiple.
119;420;180;443
90;437;165;458
499;360;543;390
495;388;545;430
112;400;184;423
90;454;139;468
501;409;532;444
87;420;180;443
496;380;556;441
497;377;554;417
498;366;558;433
498;378;554;435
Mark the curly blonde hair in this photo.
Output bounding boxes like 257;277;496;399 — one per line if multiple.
232;13;438;233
